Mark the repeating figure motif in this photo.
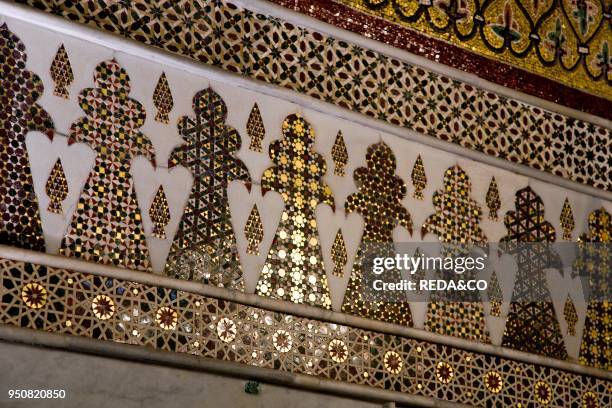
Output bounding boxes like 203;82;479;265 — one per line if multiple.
60;59;154;272
0;24;54;252
500;187;568;360
342;142;413;326
165;88;251;290
421;165;489;342
49;43;73;99
256;114;333;308
336;0;611;98
45;159;68;214
14;0;611;191
574;207;610;370
1;257;610;407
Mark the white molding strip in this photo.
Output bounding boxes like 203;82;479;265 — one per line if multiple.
1;245;611;381
0;326;465;407
0;1;610;203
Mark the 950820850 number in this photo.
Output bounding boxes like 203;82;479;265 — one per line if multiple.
8;389;66;399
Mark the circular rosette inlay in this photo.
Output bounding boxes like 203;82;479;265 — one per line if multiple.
534;380;552;405
216;318;237;343
328;339;348;363
484;370;503;393
383;350;403;375
21;282;47;309
91;294;115;320
582;391;598;408
436;361;454;384
273;329;293;352
156;306;178;330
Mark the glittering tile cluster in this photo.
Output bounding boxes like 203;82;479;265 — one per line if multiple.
485;177;501;221
152;72;173;124
342;142;413;326
487;271;502;317
165;88;251;290
560;198;575;240
575;208;611;370
49;43;73;99
563;295;578;336
13;0;611;191
422;165;489;342
256;114;332;308
247;103;265;152
331;229;347;277
500;187;568;360
1;257;610;407
331;131;348;177
410;155;426;200
244;204;263;256
334;0;611;99
149;185;170;239
422;166;487;245
0;24;54;252
45;159;68;214
60;59;154;272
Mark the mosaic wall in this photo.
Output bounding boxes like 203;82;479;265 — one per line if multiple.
324;0;611;99
421;165;489;343
60;59;154;272
500;187;568;360
341;142;414;326
11;0;612;192
0;21;610;375
255;114;333;308
575;208;611;370
165;88;251;290
1;257;610;407
0;24;54;252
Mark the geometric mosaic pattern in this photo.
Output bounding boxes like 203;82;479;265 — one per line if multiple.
244;204;264;256
342;142;413;326
45;158;68;214
60;60;154;272
0;24;54;252
0;257;610;407
500;187;568;360
49;43;73;99
13;0;611;191
165;88;251;291
256;114;333;308
152;72;173;124
410;154;426;200
334;0;611;99
485;177;501;221
575;208;611;370
422;165;489;342
247;103;265;153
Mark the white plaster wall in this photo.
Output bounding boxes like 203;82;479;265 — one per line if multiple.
0;342;381;408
